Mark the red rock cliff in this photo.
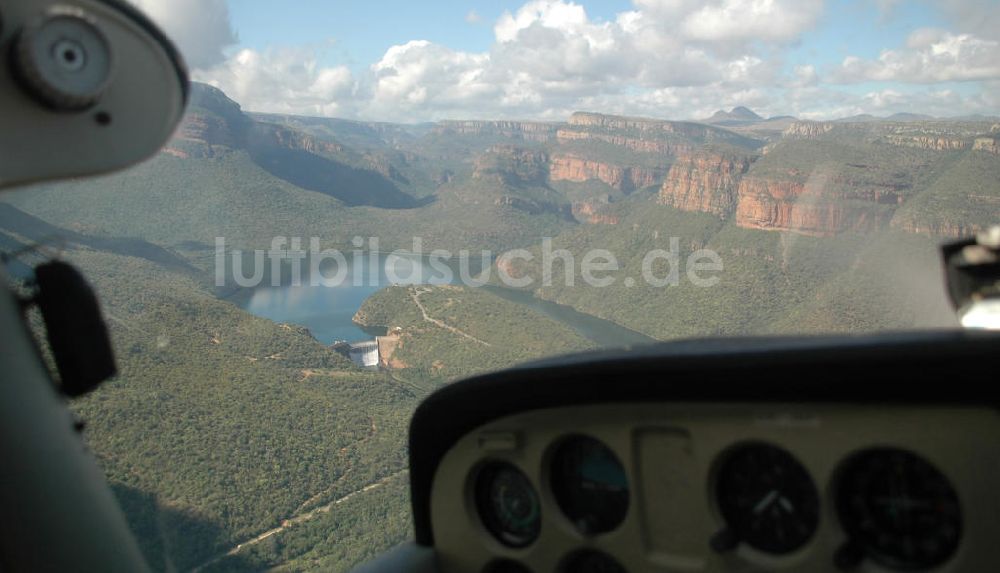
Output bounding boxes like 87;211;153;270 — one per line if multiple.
734;177;895;236
556;128;693;155
658;151;753;217
571;200;620;225
549;155;665;192
657;148;904;236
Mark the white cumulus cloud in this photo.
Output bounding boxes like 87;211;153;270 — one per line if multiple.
199;47;359;117
680;0;824;46
131;0;1000;121
128;0;237;69
367;41;498;118
836;29;1000;83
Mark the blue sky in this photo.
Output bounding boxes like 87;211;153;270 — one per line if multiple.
227;0;934;72
136;0;1000;121
227;0;630;69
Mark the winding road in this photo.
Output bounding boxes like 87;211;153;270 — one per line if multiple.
408;287;491;346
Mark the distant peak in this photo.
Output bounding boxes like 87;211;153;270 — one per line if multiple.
729;106;762;120
706;106;763;124
189;81;243;115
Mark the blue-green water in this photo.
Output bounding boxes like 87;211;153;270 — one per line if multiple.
241;253;655;347
242;253;451;344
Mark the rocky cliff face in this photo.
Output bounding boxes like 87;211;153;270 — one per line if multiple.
783;121;834;138
165;83;251;157
556;128;693;155
890;218;984;238
433;120;558;142
568;112;662;130
571;200;620;225
549;155;665;192
658;148;908;236
658;151;753;217
973;136;1000;155
167;84;348;160
567;112;756;145
167;115;239;158
734;177;895;236
249;123;345;156
885;134;967;151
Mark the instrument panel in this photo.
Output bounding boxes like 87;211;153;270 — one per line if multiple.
428;403;1000;573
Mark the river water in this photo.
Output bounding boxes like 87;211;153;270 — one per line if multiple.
241;253;655;347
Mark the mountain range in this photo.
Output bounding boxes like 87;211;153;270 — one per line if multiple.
162;84;1000;240
8;81;1000;342
1;81;999;571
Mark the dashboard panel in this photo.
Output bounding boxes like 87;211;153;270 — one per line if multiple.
429;403;998;573
402;331;1000;573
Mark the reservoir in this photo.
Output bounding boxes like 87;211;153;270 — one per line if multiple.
240;252;656;347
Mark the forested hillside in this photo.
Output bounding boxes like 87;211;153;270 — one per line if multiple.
2;82;997;571
354;284;593;386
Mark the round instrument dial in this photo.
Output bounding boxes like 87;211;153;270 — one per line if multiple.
475;462;542;548
550;435;630;535
715;443;820;554
836;448;962;570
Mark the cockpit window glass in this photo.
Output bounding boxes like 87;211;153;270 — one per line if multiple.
2;0;997;569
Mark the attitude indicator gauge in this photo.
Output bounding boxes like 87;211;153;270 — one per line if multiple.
550;435;630;535
713;443;821;555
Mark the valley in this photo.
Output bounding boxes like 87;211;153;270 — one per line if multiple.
1;82;998;571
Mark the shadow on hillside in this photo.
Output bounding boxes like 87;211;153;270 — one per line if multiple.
111;483;256;573
0;204;198;276
248;147;434;209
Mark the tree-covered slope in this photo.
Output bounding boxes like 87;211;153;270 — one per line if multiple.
66;247;417;571
502;191;957;339
354;284;593;386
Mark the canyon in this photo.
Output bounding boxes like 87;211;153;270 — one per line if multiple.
656;121;998;237
167;84;998;238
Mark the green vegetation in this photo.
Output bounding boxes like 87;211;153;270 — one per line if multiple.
355;284;594;386
5;149;572;255
3;83;997;573
749;134;956;199
504;192;956;339
16;243;419;572
892;149;1000;234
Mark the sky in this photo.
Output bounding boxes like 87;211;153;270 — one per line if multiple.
129;0;1000;123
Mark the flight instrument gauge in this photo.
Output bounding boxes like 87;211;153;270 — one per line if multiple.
714;443;821;555
550;435;630;535
836;448;962;570
475;462;542;548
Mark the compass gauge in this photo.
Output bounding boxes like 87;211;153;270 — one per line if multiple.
836;448;962;570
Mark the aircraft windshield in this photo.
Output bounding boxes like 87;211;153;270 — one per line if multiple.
1;0;998;570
